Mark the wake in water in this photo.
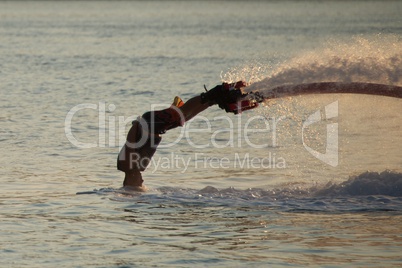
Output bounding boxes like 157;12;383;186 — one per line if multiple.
84;171;402;212
192;171;402;198
85;171;402;198
314;170;402;197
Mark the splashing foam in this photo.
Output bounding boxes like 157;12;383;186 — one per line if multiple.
223;36;402;92
314;171;402;197
221;59;274;86
196;171;402;198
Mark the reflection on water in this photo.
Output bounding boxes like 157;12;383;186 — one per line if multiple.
1;182;402;267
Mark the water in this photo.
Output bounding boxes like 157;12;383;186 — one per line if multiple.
1;1;402;267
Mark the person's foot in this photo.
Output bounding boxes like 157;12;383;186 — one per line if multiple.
200;81;264;114
201;81;247;107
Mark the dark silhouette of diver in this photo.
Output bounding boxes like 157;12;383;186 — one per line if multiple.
117;81;262;190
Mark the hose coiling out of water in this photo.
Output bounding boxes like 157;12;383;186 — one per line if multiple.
262;82;402;99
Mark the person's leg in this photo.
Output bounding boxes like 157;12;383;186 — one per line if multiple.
174;82;247;123
179;95;210;122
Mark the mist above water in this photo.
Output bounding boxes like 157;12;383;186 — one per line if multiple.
222;36;402;92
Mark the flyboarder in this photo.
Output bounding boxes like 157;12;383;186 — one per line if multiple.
117;81;263;190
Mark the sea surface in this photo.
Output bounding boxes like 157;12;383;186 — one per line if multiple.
1;1;402;267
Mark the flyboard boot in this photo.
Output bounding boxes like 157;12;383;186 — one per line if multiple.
200;81;264;114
